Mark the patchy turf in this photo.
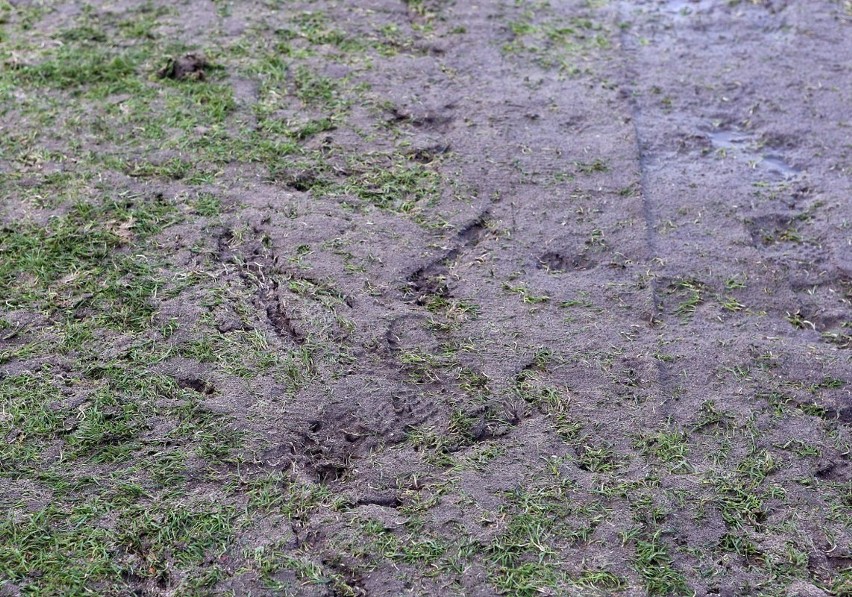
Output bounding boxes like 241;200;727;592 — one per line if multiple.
0;0;850;595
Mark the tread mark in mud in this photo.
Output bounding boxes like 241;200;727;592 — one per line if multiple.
265;290;306;344
405;210;492;301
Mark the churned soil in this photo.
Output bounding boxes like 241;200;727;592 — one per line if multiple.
0;0;849;595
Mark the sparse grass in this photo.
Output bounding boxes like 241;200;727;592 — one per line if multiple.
422;294;480;321
832;567;852;596
336;155;442;213
574;567;626;591
575;158;610;173
786;310;816;330
713;472;770;529
669;278;704;317
720;295;746;312
576;443;620;473
486;482;576;596
503;282;551;304
502;8;610;73
560;291;601;312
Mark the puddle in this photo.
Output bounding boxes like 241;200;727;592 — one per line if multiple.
761;154;799;179
706;128;800;180
708;130;750;149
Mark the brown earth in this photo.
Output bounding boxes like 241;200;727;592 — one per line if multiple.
0;0;850;595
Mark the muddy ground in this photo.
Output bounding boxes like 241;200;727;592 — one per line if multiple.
0;0;850;595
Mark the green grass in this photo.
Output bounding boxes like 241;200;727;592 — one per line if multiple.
639;428;691;472
0;373;66;466
120;502;235;571
0;504;124;593
68;386;145;463
0;198;174;328
0;365;243;591
632;532;689;596
8;45;142;94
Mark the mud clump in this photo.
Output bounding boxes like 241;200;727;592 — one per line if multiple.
157;53;208;81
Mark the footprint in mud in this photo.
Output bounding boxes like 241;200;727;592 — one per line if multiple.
383;314;436;353
407;143;451;164
386;104;456;134
265;296;305;344
175;376;215;395
760;154;799;179
298;413;362;483
297;383;442;484
786;244;834;272
388;391;439;435
744;213;799;247
708;130;750;149
406;250;457;300
660;0;786;17
537;251;597;273
815;459;851;493
457;210;491;246
789;272;851;346
707;128;800;180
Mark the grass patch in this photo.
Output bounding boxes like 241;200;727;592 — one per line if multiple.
0;197;175;329
0;504;124;593
0;372;65;466
8;45;142;95
632;532;689;596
